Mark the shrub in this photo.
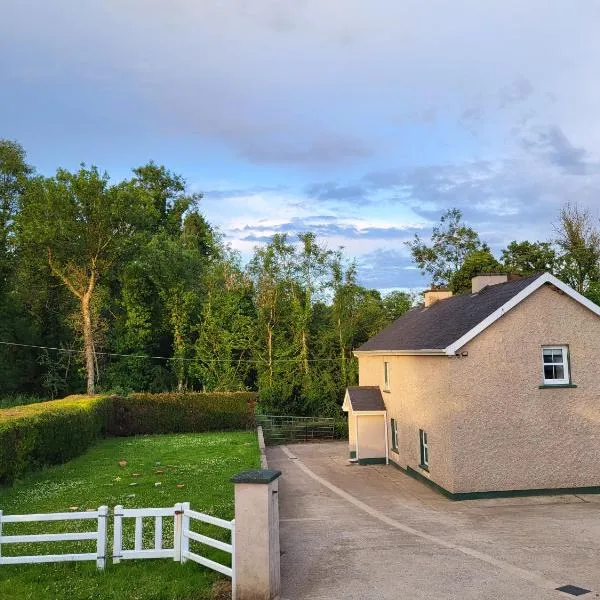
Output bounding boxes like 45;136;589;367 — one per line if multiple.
0;395;110;485
0;392;257;486
105;392;256;436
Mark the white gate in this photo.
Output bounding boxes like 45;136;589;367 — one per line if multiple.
113;502;234;581
0;506;108;569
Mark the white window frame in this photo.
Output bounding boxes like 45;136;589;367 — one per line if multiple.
541;345;570;386
390;418;399;452
419;429;429;468
383;361;390;391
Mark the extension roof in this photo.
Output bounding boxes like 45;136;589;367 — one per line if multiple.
343;386;386;412
355;273;600;356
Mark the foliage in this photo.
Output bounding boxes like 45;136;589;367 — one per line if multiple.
0;431;259;600
106;392;256;436
0;391;256;485
406;208;485;286
554;202;600;295
449;249;502;293
0;395;109;484
501;240;557;275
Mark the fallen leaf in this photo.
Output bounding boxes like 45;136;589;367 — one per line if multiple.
69;506;78;511
127;493;136;498
155;482;162;487
118;460;128;467
130;482;138;486
132;472;141;477
155;470;164;475
176;484;185;489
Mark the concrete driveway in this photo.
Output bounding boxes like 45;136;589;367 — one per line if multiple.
266;442;600;600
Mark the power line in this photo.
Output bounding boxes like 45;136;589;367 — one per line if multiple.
0;340;349;363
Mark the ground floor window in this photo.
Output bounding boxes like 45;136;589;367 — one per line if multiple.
390;418;399;451
419;429;429;469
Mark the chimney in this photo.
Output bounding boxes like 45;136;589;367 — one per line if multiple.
424;288;453;307
471;273;508;293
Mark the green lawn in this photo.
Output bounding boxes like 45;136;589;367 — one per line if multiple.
0;431;260;600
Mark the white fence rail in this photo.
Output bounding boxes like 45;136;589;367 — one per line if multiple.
0;503;233;579
0;506;108;569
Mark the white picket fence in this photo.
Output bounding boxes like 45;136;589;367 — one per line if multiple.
0;506;109;569
0;503;234;581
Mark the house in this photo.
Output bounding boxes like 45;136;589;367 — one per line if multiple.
343;272;600;499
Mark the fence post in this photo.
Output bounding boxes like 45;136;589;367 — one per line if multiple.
113;505;123;564
173;503;182;562
0;509;3;561
230;518;236;600
96;506;108;570
180;502;190;564
231;469;282;600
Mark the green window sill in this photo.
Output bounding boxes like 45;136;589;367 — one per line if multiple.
418;463;429;472
538;383;578;389
382;389;391;393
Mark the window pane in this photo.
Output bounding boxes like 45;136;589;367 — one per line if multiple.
554;365;565;380
544;365;555;379
543;349;553;362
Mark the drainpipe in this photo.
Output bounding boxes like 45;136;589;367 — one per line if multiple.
383;413;389;465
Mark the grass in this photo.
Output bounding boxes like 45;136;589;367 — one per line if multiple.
0;431;260;600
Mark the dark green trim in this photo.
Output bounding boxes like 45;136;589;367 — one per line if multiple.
538;384;577;389
357;457;387;465
389;460;600;501
349;450;356;459
231;469;281;484
418;463;430;472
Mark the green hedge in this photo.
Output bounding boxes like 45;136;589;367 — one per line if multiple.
0;395;110;485
0;392;256;485
105;392;256;436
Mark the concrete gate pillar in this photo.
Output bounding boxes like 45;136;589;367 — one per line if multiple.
232;469;282;600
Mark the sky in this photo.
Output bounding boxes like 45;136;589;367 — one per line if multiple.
2;1;600;290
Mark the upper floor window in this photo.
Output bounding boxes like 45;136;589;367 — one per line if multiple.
419;429;429;469
542;346;570;385
384;361;390;391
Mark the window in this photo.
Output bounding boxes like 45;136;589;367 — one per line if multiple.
390;418;399;452
542;346;570;385
419;429;429;469
384;361;390;391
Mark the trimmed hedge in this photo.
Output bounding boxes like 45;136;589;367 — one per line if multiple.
105;392;256;436
0;392;256;485
0;395;110;485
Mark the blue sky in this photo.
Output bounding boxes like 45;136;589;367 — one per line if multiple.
2;1;600;289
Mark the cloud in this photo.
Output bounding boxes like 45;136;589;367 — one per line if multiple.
521;125;590;175
238;133;373;166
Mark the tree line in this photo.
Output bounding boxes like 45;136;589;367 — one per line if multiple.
1;140;599;414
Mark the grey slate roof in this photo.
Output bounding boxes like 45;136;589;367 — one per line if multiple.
346;386;386;411
357;274;543;352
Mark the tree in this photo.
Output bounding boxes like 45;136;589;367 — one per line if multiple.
449;249;502;293
17;166;146;394
553;203;600;295
406;208;484;286
501;241;556;275
382;290;413;321
193;250;255;391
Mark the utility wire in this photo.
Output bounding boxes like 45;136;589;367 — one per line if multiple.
0;340;350;363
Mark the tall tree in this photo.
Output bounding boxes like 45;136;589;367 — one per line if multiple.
17;166;146;394
449;249;502;293
554;202;600;295
406;208;484;286
501;240;556;275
